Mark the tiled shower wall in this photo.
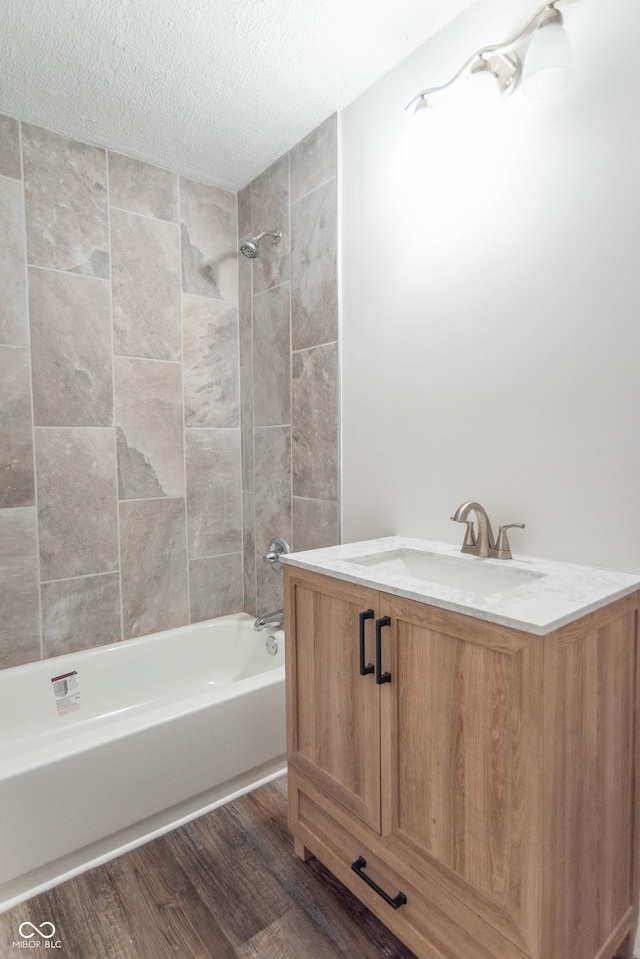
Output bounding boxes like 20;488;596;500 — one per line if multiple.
239;114;340;616
0;114;243;668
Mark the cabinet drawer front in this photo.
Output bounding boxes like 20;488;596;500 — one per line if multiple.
289;768;529;959
379;593;543;957
285;568;381;831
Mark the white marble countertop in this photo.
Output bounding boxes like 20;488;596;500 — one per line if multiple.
281;537;640;635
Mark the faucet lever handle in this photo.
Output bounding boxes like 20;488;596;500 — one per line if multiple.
462;520;476;548
262;537;291;575
450;516;476;555
495;524;525;560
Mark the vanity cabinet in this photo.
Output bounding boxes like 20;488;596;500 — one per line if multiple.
284;565;640;959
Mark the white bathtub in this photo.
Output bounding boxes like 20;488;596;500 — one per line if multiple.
0;612;286;913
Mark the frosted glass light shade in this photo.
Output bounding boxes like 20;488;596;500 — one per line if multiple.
522;21;572;99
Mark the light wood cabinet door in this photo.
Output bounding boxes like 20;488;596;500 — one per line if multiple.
285;568;382;832
378;592;544;958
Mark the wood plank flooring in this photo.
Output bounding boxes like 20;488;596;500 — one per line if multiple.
0;776;419;959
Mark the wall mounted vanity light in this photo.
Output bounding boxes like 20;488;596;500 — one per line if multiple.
405;0;577;115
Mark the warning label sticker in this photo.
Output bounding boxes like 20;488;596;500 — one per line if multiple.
51;670;81;716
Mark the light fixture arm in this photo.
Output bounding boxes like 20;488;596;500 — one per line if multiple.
405;0;577;113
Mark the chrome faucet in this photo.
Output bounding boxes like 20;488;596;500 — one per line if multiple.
451;502;525;560
254;609;284;631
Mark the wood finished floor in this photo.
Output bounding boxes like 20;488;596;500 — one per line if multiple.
0;776;419;959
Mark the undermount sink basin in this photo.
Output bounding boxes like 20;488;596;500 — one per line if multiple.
350;549;546;596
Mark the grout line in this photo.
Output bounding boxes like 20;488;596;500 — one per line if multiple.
0;343;29;350
250;206;258;615
180;290;236;306
288;150;294;554
177;175;192;623
189;549;243;564
41;569;120;586
26;263;108;281
235;190;245;613
251;278;289;299
0;171;21;184
182;426;241;433
254;423;291;431
108;204;179;227
119;495;186;504
248;363;256;612
18;116;45;661
291;495;340;505
292;339;338;355
32;425;115;431
290;173;336;208
112;353;181;365
106;150;126;643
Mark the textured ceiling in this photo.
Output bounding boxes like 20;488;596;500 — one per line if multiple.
0;0;477;191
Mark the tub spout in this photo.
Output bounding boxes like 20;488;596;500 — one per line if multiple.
254;609;284;631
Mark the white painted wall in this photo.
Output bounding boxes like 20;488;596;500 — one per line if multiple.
340;0;640;575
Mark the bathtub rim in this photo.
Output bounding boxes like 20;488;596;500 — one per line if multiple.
0;611;285;771
0;610;266;683
0;662;285;776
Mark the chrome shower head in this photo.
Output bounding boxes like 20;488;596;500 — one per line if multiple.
240;238;259;259
239;230;282;259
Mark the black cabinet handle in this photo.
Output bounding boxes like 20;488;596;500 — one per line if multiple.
375;616;392;684
359;609;375;676
351;856;407;909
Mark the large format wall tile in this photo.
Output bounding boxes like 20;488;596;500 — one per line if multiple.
22;124;108;278
111;208;181;361
0;118;247;672
290;114;337;204
240;115;340;624
291;178;338;351
0;177;28;346
293;497;339;552
254;426;291;557
120;498;189;638
180;177;237;304
238;245;252;368
238;184;252;369
29;268;113;427
36;427;118;581
243;491;256;615
0;508;40;668
0;346;34;508
115;357;184;500
256;559;284;618
108;153;177;222
183;295;239;428
253;284;291;428
292;343;338;501
189;553;243;622
240;366;254;492
186;429;242;558
238;182;251;238
42;573;121;657
0;115;21;179
248;155;290;296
